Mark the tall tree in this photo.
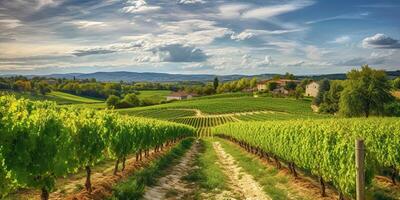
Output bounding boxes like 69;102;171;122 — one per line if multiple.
213;77;219;90
339;65;394;117
313;79;330;105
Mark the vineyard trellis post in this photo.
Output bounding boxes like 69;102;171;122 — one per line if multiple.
356;139;365;200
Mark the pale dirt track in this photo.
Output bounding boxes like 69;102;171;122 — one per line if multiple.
142;141;200;200
212;142;271;200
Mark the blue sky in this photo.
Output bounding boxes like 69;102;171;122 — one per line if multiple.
0;0;399;75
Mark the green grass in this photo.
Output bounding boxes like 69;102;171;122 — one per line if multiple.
110;138;194;200
216;138;307;200
137;90;171;102
118;96;317;115
46;91;103;103
0;90;103;105
183;139;227;191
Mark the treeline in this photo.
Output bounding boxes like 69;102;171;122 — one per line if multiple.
314;65;400;117
0;95;195;200
0;76;52;95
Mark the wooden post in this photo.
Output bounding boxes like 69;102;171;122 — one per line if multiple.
356;139;365;200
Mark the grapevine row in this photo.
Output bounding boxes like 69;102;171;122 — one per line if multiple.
0;96;195;199
212;118;400;199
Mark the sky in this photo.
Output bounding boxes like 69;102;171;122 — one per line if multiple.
0;0;399;75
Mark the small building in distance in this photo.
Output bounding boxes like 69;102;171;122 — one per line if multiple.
166;91;193;101
305;82;320;97
257;79;300;94
256;80;269;91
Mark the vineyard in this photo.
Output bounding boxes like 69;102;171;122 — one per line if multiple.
119;96;329;137
120;96;317;115
212;118;400;199
173;115;238;137
119;108;197;120
0;95;195;200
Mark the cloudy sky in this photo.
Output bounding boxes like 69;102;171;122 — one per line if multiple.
0;0;399;75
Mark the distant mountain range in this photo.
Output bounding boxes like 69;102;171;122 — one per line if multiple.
2;70;399;82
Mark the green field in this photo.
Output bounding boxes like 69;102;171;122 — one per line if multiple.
0;90;104;105
137;90;171;102
117;95;329;135
119;96;316;115
46;91;103;103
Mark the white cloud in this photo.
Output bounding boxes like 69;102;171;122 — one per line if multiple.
306;12;368;24
218;4;250;19
362;33;400;49
242;2;313;20
329;36;351;44
264;55;273;65
137;43;208;63
36;0;62;10
231;31;254;41
304;45;321;60
177;0;205;5
121;0;161;13
0;19;23;29
68;20;108;29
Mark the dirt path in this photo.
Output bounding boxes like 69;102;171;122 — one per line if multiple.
142;141;200;200
213;142;271;200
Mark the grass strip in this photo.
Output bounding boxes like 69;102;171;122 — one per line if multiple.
183;139;227;196
216;138;304;200
109;138;194;200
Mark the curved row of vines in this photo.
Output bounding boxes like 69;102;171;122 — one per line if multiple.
173;116;237;137
0;95;195;199
213;118;400;199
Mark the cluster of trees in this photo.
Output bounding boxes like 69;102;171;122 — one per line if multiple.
315;65;400;117
216;77;258;93
0;76;52;95
106;93;144;109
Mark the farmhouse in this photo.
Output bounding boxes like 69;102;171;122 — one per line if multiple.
305;82;320;97
256;80;269;91
166;91;193;101
257;79;300;94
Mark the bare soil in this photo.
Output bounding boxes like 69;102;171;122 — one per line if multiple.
142;141;200;200
212;142;272;200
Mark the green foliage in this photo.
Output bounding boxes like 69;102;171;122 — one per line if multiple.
213;77;219;90
0;98;72;196
313;78;330;105
294;86;304;99
392;77;400;89
284;72;295;80
284;81;297;90
319;81;343;114
121;93;140;107
267;82;278;91
0;95;195;198
384;101;400;116
213;118;400;198
106;95;120;108
339;65;394;117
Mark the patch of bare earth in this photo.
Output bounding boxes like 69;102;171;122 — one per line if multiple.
142;141;199;200
212;142;272;200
